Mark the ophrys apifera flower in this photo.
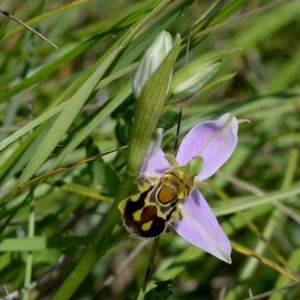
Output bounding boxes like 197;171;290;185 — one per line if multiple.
119;113;238;263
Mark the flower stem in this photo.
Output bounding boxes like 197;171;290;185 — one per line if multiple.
137;236;160;300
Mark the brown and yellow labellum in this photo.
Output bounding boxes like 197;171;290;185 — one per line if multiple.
118;156;204;238
118;174;185;239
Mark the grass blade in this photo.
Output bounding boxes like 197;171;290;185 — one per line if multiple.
16;47;121;187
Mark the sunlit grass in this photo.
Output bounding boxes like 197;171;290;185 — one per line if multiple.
0;0;299;299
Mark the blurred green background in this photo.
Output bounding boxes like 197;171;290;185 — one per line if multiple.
0;0;300;299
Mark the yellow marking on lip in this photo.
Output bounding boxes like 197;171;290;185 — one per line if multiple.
177;184;186;200
142;220;153;231
118;199;127;214
132;207;144;222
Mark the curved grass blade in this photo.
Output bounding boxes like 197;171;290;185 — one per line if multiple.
0;231;126;252
178;0;249;58
109;0;194;73
191;0;293;40
15;0;176;187
0;118;56;188
51;81;132;169
44;178;113;203
0;62;138;152
0;0;160;104
0;146;127;206
0;0;191;104
16;47;121;187
244;281;300;300
1;0;90;41
213;185;300;217
0;32;110;104
147;205;274;291
231;240;299;281
269;248;300;300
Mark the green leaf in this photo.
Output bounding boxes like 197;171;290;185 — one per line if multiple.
179;0;249;57
105;164;121;197
213;185;300;217
44;178;113;203
17;47;121;187
0;236;95;252
0;33;110;104
0;63;138;152
122;296;134;300
269;248;300;300
51;81;132;169
145;280;173;300
1;0;91;41
0;117;57;187
147;205;274;291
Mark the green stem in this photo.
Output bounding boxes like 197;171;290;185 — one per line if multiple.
137;236;161;300
52;171;134;300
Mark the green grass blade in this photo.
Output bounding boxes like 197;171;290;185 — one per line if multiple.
0;236;95;252
44;178;113;203
17;47;121;187
0;33;109;104
0;3;18;39
147;205;274;290
110;0;194;73
269;248;300;300
1;0;91;41
213;185;300;217
0;118;56;187
192;0;293;40
51;81;131;169
0;63;138;152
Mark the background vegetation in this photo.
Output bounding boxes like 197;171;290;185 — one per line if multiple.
0;0;299;299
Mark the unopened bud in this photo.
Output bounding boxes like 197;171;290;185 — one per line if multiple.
132;31;173;100
170;48;241;99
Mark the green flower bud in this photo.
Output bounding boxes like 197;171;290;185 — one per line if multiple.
161;72;237;115
169;48;241;99
132;31;173;100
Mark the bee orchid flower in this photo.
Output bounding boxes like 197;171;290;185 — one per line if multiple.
119;113;238;263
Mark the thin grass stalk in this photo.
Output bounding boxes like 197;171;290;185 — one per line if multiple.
137;236;161;300
22;191;35;300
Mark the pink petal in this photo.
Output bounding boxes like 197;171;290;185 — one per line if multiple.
176;113;238;181
174;189;232;263
140;128;164;173
140;148;171;179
